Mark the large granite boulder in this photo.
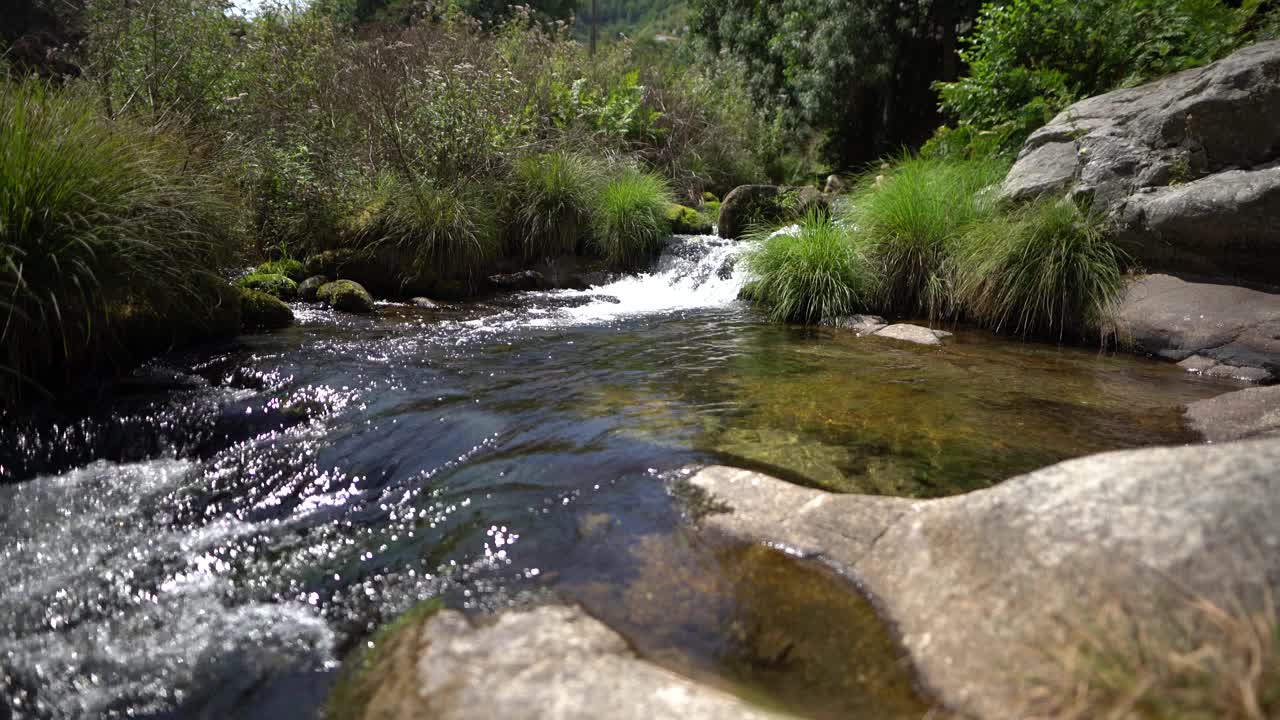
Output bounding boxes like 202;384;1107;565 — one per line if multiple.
332;604;788;720
1115;273;1280;381
1001;41;1280;284
690;437;1280;718
718;185;829;240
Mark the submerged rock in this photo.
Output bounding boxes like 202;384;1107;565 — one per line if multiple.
1116;273;1280;380
238;288;293;331
871;324;952;346
828;314;888;335
1185;386;1280;442
690;437;1280;718
333;604;788;720
317;280;374;314
297;275;331;303
1001;41;1280;283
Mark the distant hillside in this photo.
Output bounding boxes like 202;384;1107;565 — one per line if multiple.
578;0;690;43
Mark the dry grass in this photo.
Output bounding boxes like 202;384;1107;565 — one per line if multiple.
1024;590;1280;720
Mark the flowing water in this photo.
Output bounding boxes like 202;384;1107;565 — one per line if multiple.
0;236;1234;719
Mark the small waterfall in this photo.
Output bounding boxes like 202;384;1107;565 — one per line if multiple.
530;234;752;325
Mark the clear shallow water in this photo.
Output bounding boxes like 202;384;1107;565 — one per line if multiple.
0;237;1232;718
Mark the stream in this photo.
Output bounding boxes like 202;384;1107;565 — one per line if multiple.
0;235;1233;719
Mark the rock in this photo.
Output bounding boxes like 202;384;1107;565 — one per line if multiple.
1114;163;1280;282
305;248;447;300
238;288;293;331
823;174;846;195
1186;386;1280;442
411;297;440;309
1176;355;1273;383
237;273;298;301
1001;41;1280;284
717;185;830;240
665;204;713;235
871;324;951;346
297;275;331;303
254;259;306;283
1116;273;1280;379
487;270;545;292
828;314;888;335
690;437;1280;718
336;604;788;720
317;280;375;314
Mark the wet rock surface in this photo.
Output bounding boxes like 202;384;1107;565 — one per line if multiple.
344;605;791;720
1116;273;1280;380
691;438;1280;718
871;324;952;346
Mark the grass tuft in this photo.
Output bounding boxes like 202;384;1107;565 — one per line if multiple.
361;176;500;283
590;167;673;270
0;78;238;406
955;199;1127;341
741;212;876;325
508;152;600;259
848;156;1007;320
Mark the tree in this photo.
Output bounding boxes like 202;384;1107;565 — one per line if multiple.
690;0;982;168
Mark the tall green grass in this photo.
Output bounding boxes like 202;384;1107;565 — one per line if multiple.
509;152;600;259
742;212;875;324
359;175;500;282
590;168;672;270
955;199;1127;340
0;79;237;405
848;156;1008;319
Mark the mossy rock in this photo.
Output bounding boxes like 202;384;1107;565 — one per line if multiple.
298;275;332;303
327;599;443;720
317;280;375;314
701;199;722;219
238;288;293;330
665;204;714;235
702;191;720;203
238;272;299;301
255;259;306;282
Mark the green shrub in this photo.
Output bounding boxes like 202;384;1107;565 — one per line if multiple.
238;272;299;300
363;176;500;283
741;212;875;325
508;152;600;259
256;259;306;282
848;156;1008;319
937;0;1244;147
955;200;1127;341
0;79;237;405
590;168;672;270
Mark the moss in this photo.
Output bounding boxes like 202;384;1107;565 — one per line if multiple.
238;288;293;330
665;203;714;235
702;191;719;203
255;259;306;282
238;272;299;301
702;199;722;219
326;599;444;720
317;279;374;313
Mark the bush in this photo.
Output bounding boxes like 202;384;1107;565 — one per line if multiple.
937;0;1244;147
741;212;875;325
954;200;1127;341
508;152;601;259
590;167;672;270
0;79;237;406
848;156;1008;319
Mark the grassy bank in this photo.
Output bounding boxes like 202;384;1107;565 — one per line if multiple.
0;79;240;408
740;156;1130;342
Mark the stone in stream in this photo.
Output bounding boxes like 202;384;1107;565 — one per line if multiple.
332;604;789;720
689;437;1280;719
238;272;298;301
1185;386;1280;442
297;275;331;303
1001;41;1280;284
871;323;952;346
828;314;888;335
488;270;545;292
317;280;375;314
1115;273;1280;381
238;288;293;331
